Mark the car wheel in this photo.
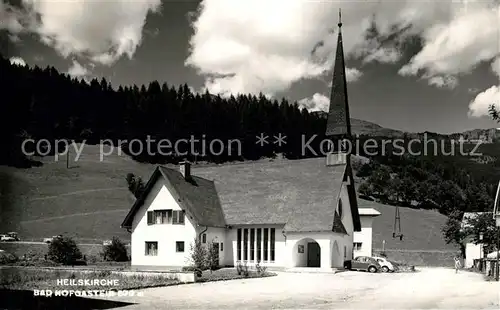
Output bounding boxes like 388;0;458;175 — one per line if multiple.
368;266;377;273
382;266;389;273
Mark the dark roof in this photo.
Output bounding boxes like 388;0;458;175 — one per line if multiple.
325;22;351;137
194;157;360;232
122;157;362;233
333;211;348;234
121;166;225;228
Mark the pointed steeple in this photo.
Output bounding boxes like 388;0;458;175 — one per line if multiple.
325;9;352;138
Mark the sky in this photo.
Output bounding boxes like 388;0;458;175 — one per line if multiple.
1;0;500;134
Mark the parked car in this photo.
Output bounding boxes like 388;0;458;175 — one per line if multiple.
351;256;381;273
43;235;63;243
3;232;20;241
1;235;16;242
103;240;112;246
372;256;395;272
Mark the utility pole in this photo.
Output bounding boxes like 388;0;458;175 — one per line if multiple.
66;145;70;169
496;228;499;281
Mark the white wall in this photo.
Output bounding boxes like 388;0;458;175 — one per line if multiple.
196;227;227;266
338;183;354;261
465;242;483;268
287;232;331;269
131;179;197;268
353;216;375;258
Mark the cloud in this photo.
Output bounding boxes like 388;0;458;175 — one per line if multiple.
1;0;162;66
66;60;89;78
427;75;458;89
9;56;26;66
346;68;363;82
468;56;500;117
468;85;500;118
298;93;330;112
187;0;500;96
399;2;500;87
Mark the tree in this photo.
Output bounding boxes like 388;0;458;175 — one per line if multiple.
188;238;207;276
462;212;500;254
101;236;129;262
442;210;465;257
358;181;372;197
206;241;220;271
489;104;500;122
126;173;146;198
47;236;82;265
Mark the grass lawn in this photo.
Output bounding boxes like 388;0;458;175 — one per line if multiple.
197;268;276;283
0;267;182;291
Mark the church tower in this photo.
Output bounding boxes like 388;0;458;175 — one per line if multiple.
325;9;352;166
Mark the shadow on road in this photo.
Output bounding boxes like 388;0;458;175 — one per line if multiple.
0;289;135;309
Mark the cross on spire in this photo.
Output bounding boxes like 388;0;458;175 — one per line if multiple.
338;8;342;28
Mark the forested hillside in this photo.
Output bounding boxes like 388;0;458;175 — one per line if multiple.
1;54;498;240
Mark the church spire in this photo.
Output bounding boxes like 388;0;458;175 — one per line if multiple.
325;8;351;138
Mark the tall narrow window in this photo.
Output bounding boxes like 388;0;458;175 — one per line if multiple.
256;228;262;262
270;228;275;262
263;228;268;261
237;229;242;261
250;229;255;261
243;228;248;260
202;233;206;243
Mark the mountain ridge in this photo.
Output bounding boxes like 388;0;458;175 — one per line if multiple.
311;111;500;141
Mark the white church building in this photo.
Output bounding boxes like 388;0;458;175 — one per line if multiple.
121;17;380;271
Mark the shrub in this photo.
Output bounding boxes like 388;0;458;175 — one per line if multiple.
206;242;220;271
101;237;129;262
236;262;249;277
188;238;207;277
47;236;82;265
0;251;18;265
255;260;267;275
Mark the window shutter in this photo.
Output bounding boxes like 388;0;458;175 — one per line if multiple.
147;211;153;225
172;211;178;224
168;210;172;224
179;210;185;224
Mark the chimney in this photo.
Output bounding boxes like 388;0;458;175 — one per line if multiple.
179;161;191;180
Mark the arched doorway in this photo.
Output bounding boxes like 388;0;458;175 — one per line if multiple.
292;238;321;267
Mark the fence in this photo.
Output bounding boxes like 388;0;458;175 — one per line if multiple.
473;259;499;280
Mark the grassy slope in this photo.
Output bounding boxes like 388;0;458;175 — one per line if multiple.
358;200;456;252
0;144;155;243
0;144;456;253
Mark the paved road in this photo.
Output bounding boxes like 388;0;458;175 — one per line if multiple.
96;267;499;309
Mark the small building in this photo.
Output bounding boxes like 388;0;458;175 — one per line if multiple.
461;212;487;268
121;158;362;271
353;208;381;258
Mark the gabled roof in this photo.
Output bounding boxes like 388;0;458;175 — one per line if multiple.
121;166;226;228
122;157;362;233
193;157;361;232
